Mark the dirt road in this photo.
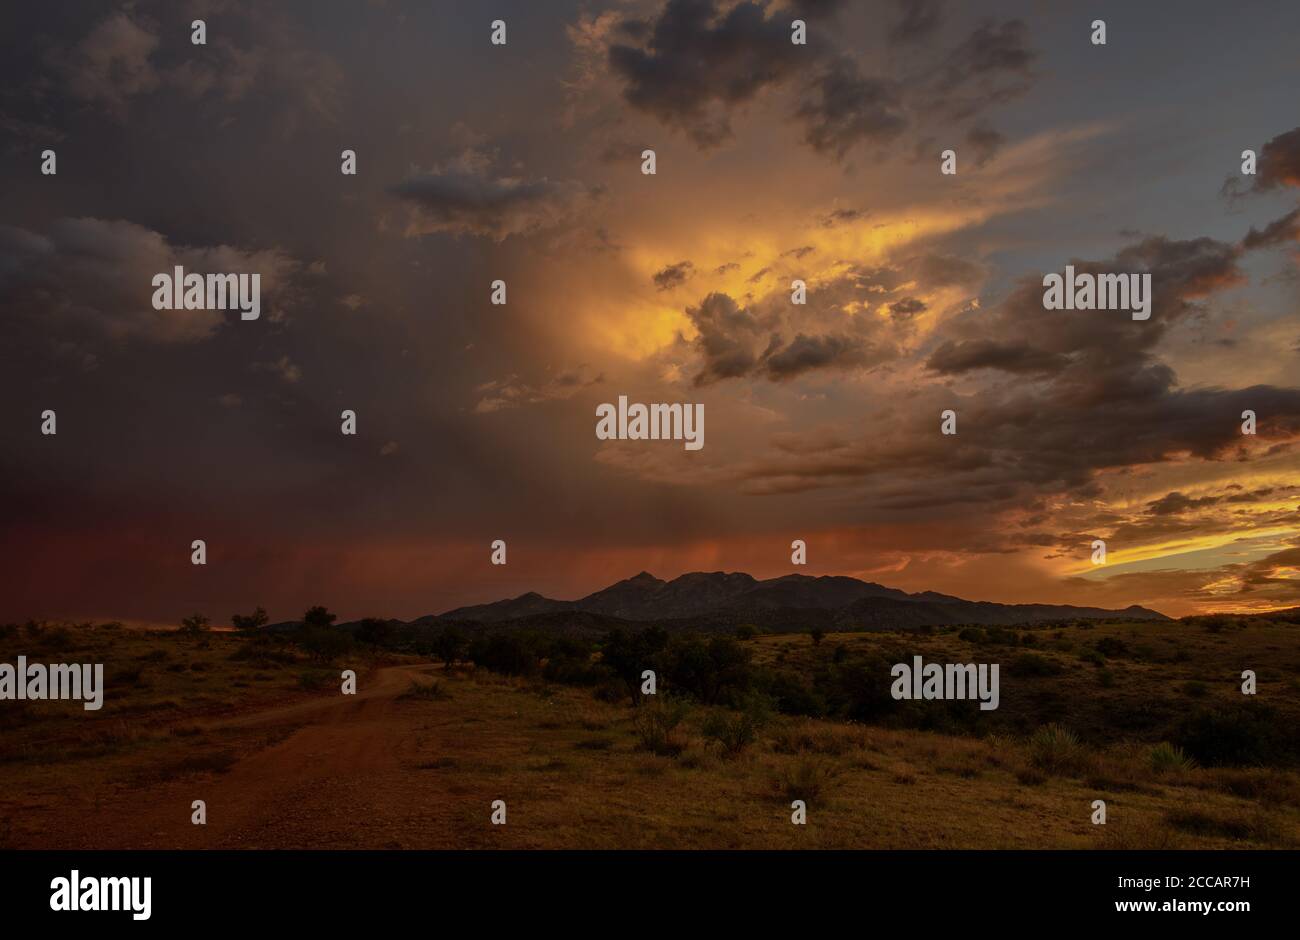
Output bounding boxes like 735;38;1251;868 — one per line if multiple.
48;664;476;849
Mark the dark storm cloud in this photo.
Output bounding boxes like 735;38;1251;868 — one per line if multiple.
686;291;766;382
1222;126;1300;200
763;332;871;379
603;1;1033;159
686;278;900;385
1236;542;1300;595
605;0;908;156
1241;207;1300;249
22;3;345;126
888;297;927;320
818;207;869;227
749;222;1300;500
889;0;944;44
910;252;983;287
389;165;596;242
607;0;809;148
0;217;301;346
926;338;1066;374
965;121;1005;167
1145;491;1222;516
924;232;1246;398
796;56;908;157
1253;126;1300;192
653;260;695;290
788;0;851;18
934;19;1035;90
918;18;1036;122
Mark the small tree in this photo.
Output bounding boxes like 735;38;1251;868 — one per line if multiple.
231;606;269;631
180;613;210;633
298;624;353;663
431;625;467;669
809;628;825;646
303;606;337;629
355;617;395;647
735;624;757;641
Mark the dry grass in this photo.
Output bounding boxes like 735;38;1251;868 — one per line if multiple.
1;619;1298;849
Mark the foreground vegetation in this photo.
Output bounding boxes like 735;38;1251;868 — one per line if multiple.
1;613;1297;848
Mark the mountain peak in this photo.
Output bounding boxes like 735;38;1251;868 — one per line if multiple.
437;570;1171;626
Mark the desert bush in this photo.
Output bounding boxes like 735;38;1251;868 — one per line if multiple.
599;627;670;703
1150;742;1196;775
1165;808;1281;844
430;625;467;667
1078;649;1106;667
231;607;269;631
296;623;354;663
633;697;690;756
656;635;753;705
758;669;827;718
1009;652;1063;677
1200;767;1300;807
1095;637;1128;657
1175;702;1292;767
1028;724;1090;776
354;617;396;648
180;613;210;634
776;755;839;801
468;633;540;677
701;695;772;758
541;636;602;685
229;643;296;667
824;655;902;723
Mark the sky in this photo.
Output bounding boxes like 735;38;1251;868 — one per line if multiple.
2;0;1299;624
